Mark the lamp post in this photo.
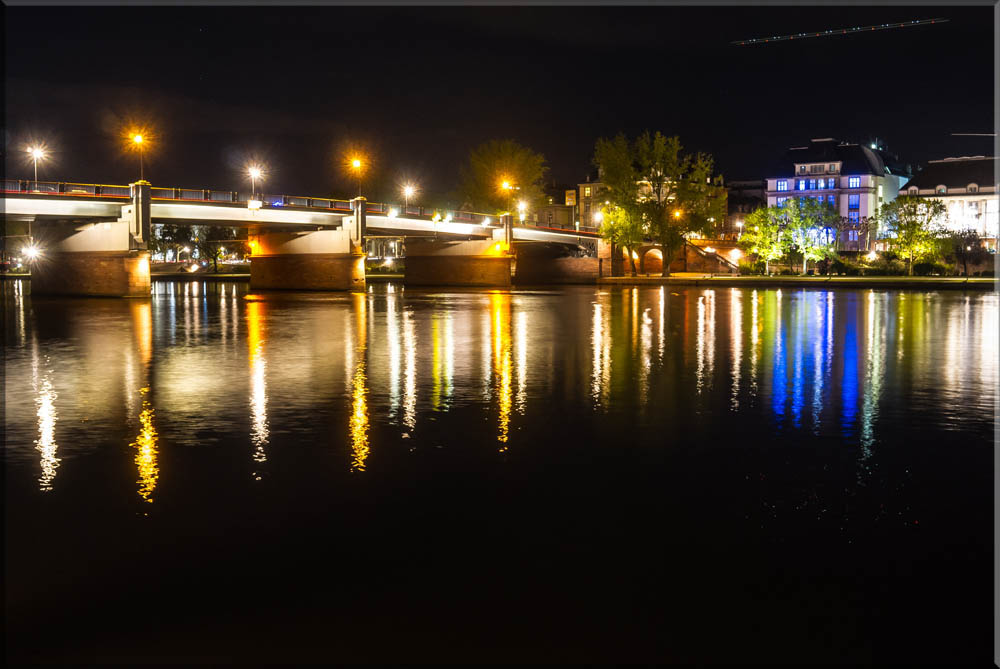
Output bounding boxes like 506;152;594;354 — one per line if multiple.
27;147;45;184
352;158;362;197
132;134;145;180
248;166;262;198
403;184;415;211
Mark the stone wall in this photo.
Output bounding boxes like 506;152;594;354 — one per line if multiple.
250;253;365;291
31;251;150;297
514;256;598;284
405;255;512;287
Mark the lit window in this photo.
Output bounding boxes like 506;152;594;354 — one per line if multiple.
936;186;946;194
776;180;788;191
848;230;859;242
848;194;860;209
583;187;591;197
817;178;825;189
848;211;860;223
776;197;787;206
848;177;861;188
798;165;807;174
797;180;806;191
829;164;837;172
809;179;817;190
827;195;836;207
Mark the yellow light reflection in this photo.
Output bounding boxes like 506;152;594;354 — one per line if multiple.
247;301;269;476
388;291;401;418
490;293;513;449
403;310;416;434
516;310;527;414
350;293;370;472
695;290;716;393
132;386;158;503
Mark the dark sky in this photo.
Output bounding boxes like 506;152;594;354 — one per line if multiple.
5;6;995;206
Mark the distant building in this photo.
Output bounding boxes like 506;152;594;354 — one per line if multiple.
765;138;912;250
533;181;577;229
576;169;605;229
724;180;765;240
899;156;998;250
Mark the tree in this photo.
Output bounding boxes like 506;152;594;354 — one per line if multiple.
740;205;789;275
192;225;242;273
875;196;946;275
783;197;840;274
946;229;991;276
593;131;725;277
593;133;646;276
599;204;645;276
160;224;193;262
458;139;548;215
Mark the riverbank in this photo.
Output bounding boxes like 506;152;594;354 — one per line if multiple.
598;274;997;290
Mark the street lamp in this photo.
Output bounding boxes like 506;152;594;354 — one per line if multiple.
132;134;145;180
402;183;416;211
593;211;603;225
351;158;363;197
26;147;46;183
673;209;682;219
247;165;264;198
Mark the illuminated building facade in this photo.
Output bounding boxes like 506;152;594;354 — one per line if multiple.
899;156;998;250
765;138;912;251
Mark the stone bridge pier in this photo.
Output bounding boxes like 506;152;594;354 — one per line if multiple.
402;214;514;287
248;197;366;291
30;181;151;297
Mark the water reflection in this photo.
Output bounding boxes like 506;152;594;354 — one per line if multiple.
490;293;513;449
247;300;269;477
350;292;370;471
131;386;159;503
31;338;59;492
4;281;996;496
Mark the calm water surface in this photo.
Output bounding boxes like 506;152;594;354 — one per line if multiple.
4;280;997;662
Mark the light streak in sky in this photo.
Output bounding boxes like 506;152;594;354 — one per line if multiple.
733;18;948;47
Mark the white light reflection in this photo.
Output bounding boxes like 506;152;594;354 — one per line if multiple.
388;291;400;419
516;310;527;414
730;288;742;410
32;340;59;492
402;310;416;434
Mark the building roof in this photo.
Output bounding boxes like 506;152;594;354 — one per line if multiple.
775;138;912;178
904;156;996;190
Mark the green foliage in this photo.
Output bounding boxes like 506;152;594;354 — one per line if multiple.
875;196;947;275
592;131;725;276
740;206;789;273
911;261;951;276
738;259;765;275
458;139;548;215
944;229;991;276
781;197;840;274
598;204;644;276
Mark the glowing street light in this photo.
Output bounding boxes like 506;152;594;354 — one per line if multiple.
517;200;526;224
349;157;364;197
22;244;41;261
26;147;46;183
402;183;416;210
673;209;682;219
593;211;604;224
132;134;146;180
247;165;264;198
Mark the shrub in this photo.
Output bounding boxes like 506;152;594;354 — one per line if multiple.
912;261;949;276
738;259;765;275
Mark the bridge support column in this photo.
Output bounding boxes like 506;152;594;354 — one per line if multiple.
403;236;512;287
249;228;365;291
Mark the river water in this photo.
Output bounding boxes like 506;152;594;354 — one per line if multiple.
4;280;997;662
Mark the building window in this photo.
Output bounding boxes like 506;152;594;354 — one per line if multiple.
969;184;979;193
848;211;860;224
809;179;817;190
776;197;787;206
909;187;918;195
818;178;826;189
848;177;861;188
828;177;838;189
848;194;860;209
848;230;859;242
810;165;824;174
583;186;591;197
797;180;806;191
936;186;946;194
776;180;788;191
827;195;836;207
798;165;807;174
583;201;590;214
547;211;553;225
829;164;837;172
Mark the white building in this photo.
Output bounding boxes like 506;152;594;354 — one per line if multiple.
765;138;911;251
899;156;998;250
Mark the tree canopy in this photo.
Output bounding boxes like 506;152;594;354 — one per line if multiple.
458;139;548;215
876;196;946;275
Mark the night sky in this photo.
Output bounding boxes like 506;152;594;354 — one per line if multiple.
5;6;994;205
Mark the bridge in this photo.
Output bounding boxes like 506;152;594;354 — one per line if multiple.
2;179;608;296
